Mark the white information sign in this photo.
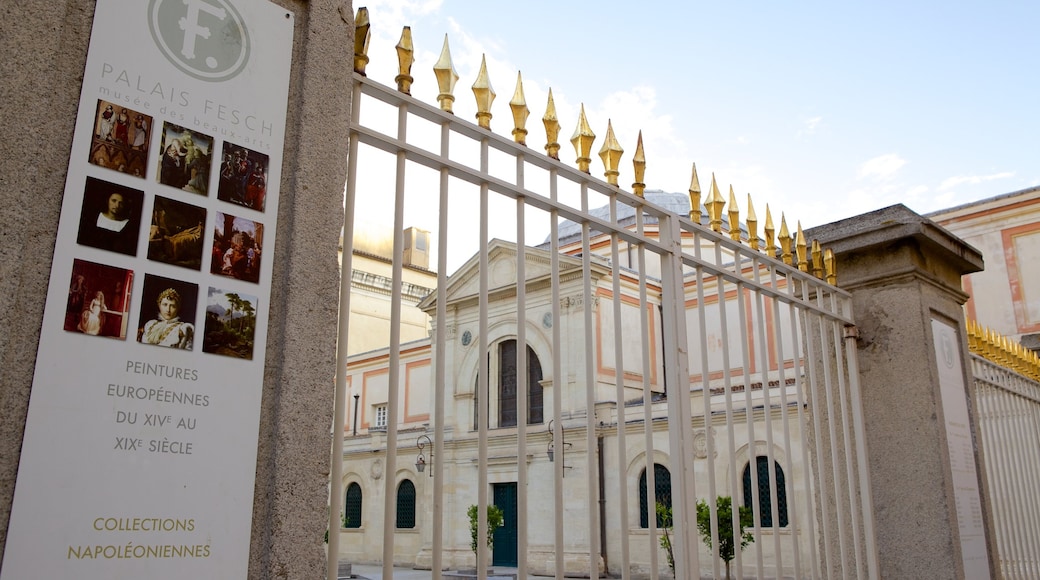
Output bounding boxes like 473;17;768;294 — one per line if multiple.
932;318;991;580
2;1;293;578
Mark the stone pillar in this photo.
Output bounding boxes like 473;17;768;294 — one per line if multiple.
808;204;1000;580
0;2;353;579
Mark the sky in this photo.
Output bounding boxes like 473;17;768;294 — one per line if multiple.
350;0;1039;270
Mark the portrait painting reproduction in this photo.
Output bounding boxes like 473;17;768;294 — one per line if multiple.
64;259;134;340
202;287;258;360
217;142;269;212
76;177;145;256
210;212;263;284
137;274;199;350
88;99;152;178
148;195;207;271
157;122;214;196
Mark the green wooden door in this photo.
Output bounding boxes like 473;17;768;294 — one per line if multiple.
492;482;518;567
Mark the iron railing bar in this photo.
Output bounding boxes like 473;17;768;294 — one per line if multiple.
714;241;745;579
549;168;566;580
693;230;723;579
636;203;659;579
751;260;784;579
661;213;699;579
381;101;410;580
798;304;833;579
351;125;670;256
842;326;880;580
476;136;491;580
354;74;674;218
328;77;363;580
736;280;766;579
828;315;866;579
608;193;633;579
677;257;854;324
431;118;450;580
1010;381;1040;578
515;152;529;580
580;182;601;576
768;270;806;578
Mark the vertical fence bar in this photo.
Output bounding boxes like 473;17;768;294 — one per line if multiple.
515;155;529;580
608;194;632;579
580;182;601;577
714;242;744;578
328;77;363;580
798;301;833;578
636;207;658;578
842;317;880;580
750;259;783;579
431;120;451;580
735;272;765;579
476;137;491;580
381;101;410;580
549;168;565;579
767;270;806;579
692;230;722;579
827;309;865;579
662;214;698;580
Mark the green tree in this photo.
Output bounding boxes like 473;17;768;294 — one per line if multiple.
467;504;504;559
696;496;754;580
656;502;676;578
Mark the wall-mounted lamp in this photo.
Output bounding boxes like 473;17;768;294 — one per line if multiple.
415;434;433;477
547;420;572;472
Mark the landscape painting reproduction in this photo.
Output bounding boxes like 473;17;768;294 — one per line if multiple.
202;287;258;360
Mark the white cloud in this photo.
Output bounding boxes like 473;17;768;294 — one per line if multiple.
937;172;1015;191
797;116;822;138
858;154;906;181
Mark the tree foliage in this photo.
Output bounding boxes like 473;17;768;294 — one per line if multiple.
467;504;504;555
696;496;754;580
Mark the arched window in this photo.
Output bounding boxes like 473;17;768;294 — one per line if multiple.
639;463;672;528
396;480;416;529
474;340;544;429
344;482;362;529
742;456;789;527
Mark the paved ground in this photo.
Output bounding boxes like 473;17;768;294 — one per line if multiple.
350;564;548;579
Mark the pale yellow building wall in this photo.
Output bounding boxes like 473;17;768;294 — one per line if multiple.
929;186;1040;343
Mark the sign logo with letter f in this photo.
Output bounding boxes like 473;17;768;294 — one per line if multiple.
148;0;251;82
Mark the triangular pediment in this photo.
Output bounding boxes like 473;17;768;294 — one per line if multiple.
418;239;603;313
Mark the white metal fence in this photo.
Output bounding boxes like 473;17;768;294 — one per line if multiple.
330;15;879;580
973;354;1040;579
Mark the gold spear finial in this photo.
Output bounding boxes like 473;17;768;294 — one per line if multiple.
825;248;837;285
395;27;415;94
472;54;496;129
707;174;725;233
796;222;808;272
632;131;647;198
778;213;792;265
353;7;371;75
598;120;624;186
509;71;529;145
811;239;824;278
543;88;561;160
571;104;596;173
688;163;701;223
764;204;776;256
433;35;460;113
747;194;759;250
727;186;741;243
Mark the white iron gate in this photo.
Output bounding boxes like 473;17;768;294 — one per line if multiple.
330;11;879;580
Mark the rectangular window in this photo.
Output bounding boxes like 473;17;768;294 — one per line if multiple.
374;404;387;429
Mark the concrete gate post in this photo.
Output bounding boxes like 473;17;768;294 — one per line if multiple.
0;2;353;578
808;204;1000;579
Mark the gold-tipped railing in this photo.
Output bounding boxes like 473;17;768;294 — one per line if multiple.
351;7;841;286
967;320;1040;382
